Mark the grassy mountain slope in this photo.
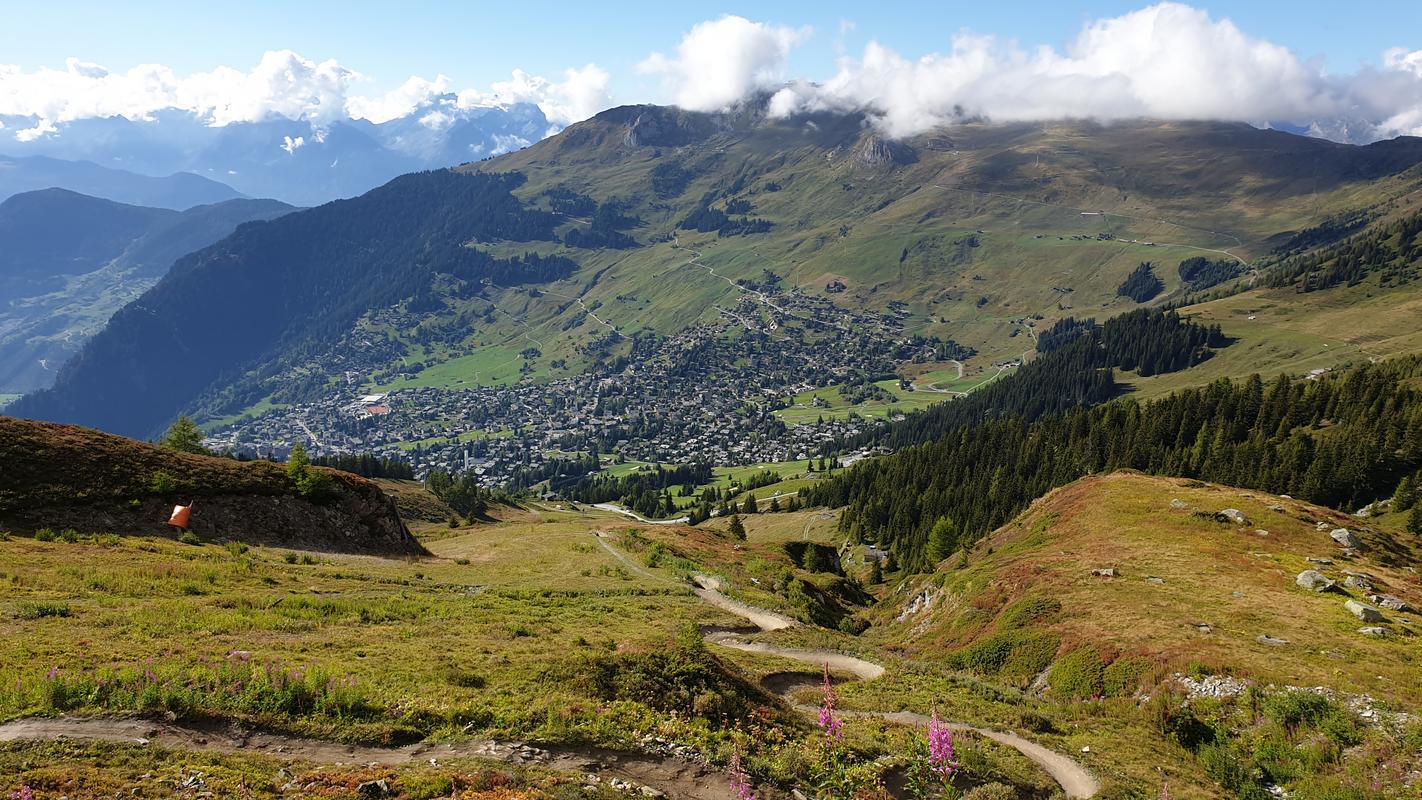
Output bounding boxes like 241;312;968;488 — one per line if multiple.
475;110;1422;360
0;416;423;555
871;472;1420;705
0;192;293;393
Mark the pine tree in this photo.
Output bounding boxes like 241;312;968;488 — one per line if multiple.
1409;503;1422;536
287;442;310;480
728;514;747;540
1394;473;1419;512
769;497;781;513
868;557;883;584
742;493;758;514
159;415;207;455
927;516;958;564
286;442;332;499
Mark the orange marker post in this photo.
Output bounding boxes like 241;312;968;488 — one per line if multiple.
167;503;192;531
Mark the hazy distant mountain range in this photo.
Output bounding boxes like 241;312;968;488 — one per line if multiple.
0;188;293;394
0;99;552;206
0;154;244;210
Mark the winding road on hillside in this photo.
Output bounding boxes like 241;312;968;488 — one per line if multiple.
591;533;1100;798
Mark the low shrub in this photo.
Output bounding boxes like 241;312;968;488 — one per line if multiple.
17;601;71;620
34;528;56;542
567;628;770;725
946;629;1061;684
177;531;202;546
1049;647;1105;699
1102;656;1152;697
997;596;1062;628
149;470;176;494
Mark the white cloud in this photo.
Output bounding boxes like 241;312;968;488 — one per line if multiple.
0;50;611;140
638;15;809;112
280;135;304;154
459;63;612;128
13;117;57;142
766;4;1368;137
767;4;1422;143
0;50;359;130
345;74;452;123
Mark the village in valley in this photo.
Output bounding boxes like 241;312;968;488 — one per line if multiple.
203;280;978;488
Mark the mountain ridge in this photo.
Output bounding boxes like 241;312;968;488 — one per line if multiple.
0;154;243;209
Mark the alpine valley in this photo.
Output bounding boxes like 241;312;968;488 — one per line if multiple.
6;56;1422;800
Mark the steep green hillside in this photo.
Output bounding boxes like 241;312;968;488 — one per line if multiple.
12;171;572;435
848;472;1422;798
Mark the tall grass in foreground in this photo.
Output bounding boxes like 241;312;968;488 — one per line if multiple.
2;654;374;723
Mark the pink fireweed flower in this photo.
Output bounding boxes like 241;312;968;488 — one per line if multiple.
11;784;35;800
728;749;756;800
44;667;59;681
928;709;958;782
818;664;842;740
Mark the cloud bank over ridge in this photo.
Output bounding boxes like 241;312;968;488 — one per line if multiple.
2;4;1421;145
664;5;1422;142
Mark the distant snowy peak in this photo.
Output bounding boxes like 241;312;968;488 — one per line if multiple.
0;101;553;206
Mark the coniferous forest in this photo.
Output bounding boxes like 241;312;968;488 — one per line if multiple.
808;357;1422;572
843;308;1226;453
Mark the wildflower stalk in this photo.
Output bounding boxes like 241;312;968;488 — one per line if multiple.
728;748;757;800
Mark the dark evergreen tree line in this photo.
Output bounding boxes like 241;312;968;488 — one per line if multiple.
311;453;414;479
1116;261;1164;302
1265;207;1422;292
1177;256;1244;292
807;358;1422;573
842;309;1225;453
425;469;510;518
557;462;714;517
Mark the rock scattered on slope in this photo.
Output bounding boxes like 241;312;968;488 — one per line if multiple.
1256;634;1289;647
1331;528;1362;549
1371;595;1414;613
1216;508;1250;525
896;588;937;622
1345;599;1385;623
1174;673;1249;698
1091;567;1118;577
1296;570;1336;592
1359;626;1386;637
1345;574;1374;591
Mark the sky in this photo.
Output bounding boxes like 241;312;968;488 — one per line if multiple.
2;1;1422;140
